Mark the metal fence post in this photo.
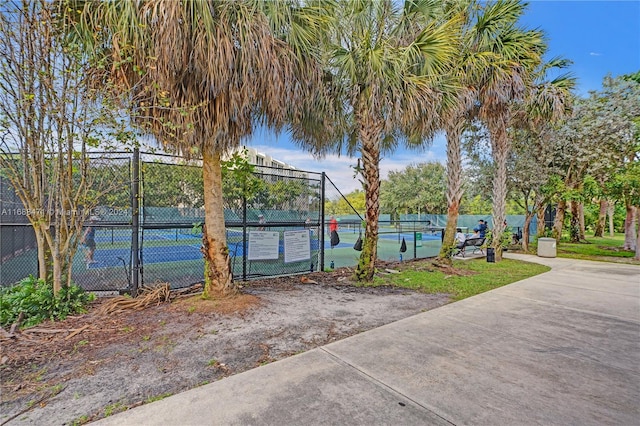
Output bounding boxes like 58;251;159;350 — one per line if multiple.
242;193;247;281
131;148;140;296
320;172;326;271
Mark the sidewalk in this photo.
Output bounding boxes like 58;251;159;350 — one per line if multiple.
93;254;640;425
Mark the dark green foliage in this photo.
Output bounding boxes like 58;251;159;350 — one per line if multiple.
222;150;264;214
380;162;447;215
143;162;204;208
0;276;95;329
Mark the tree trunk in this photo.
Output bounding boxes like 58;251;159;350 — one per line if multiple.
66;245;78;289
623;204;637;251
52;247;63;295
440;202;460;262
355;117;383;282
522;211;535;252
578;202;586;240
593;199;607;237
553;200;566;241
489;124;508;261
607;202;615;236
35;227;48;282
568;201;580;243
438;122;464;263
536;206;546;238
51;212;68;296
202;148;235;298
634;206;640;260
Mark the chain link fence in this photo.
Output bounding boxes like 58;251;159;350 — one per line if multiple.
0;176;38;286
321;177;448;267
6;151;535;293
1;151;327;292
0;153;133;291
137;159;325;287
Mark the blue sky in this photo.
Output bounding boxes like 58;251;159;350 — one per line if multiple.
245;0;640;194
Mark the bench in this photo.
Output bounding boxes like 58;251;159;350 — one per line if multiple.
512;228;523;245
453;237;486;257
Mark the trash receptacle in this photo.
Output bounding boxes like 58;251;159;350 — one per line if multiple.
486;247;495;263
537;237;557;258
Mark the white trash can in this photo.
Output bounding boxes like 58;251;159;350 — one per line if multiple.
537;237;557;258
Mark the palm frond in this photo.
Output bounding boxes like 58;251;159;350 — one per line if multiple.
78;0;331;158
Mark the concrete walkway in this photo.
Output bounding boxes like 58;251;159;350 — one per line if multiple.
93;254;640;426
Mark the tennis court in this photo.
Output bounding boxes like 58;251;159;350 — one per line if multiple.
94;228;202;245
86;244;201;269
378;231;442;242
2;223;445;292
4;150;528;293
322;230;443;269
86;228;356;270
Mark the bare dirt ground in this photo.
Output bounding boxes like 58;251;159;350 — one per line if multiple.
0;262;453;426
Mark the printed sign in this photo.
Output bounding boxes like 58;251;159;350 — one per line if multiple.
284;230;311;263
248;231;280;260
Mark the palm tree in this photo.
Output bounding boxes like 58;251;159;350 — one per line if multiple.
437;0;500;262
78;0;333;297
473;1;574;262
472;0;548;262
326;0;461;280
436;0;559;263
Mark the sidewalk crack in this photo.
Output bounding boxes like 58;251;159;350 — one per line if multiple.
319;347;457;426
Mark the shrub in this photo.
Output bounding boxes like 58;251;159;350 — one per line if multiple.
0;276;95;329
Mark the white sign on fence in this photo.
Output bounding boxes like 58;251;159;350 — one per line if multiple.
283;230;311;263
248;231;280;260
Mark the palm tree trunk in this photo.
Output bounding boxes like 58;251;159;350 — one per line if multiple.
438;122;464;263
490;125;508;261
202;147;235;298
441;202;460;260
355;118;383;282
593;199;607;237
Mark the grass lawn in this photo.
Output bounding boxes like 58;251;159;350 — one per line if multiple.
554;234;638;263
369;258;550;301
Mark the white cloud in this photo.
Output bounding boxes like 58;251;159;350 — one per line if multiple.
250;144;360;192
589;52;602;56
138;126;447;189
248;133;447;195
